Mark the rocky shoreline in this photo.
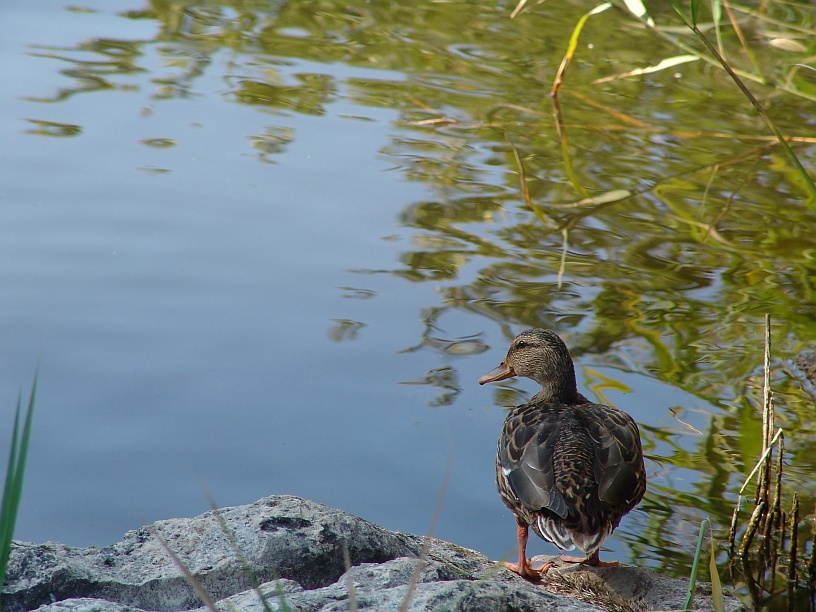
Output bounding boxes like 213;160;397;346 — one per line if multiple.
2;495;746;611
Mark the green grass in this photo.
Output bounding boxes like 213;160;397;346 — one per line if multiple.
0;372;38;610
684;518;724;612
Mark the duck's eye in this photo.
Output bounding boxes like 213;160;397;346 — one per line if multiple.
516;340;527;349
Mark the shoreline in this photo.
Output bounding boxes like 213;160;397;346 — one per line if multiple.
2;495;746;611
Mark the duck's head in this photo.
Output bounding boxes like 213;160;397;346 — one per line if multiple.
479;328;579;402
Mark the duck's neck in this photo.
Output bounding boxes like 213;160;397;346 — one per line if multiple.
531;370;584;404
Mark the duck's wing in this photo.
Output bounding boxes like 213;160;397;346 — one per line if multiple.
499;404;569;519
578;403;645;508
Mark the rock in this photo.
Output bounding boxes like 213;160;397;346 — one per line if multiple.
2;495;746;611
536;560;738;612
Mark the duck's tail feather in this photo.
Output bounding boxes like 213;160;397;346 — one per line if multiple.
535;516;576;551
534;516;614;555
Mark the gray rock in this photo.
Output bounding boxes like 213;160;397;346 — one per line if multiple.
2;495;746;612
536;559;744;612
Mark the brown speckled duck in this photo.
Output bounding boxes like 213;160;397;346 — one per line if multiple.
480;328;646;579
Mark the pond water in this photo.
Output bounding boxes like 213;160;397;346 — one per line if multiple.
2;0;816;607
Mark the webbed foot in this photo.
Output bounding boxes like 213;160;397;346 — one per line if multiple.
559;551;618;567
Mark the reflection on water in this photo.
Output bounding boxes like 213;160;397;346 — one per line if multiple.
3;0;816;608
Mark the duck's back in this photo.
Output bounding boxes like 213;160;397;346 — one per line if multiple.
497;398;645;553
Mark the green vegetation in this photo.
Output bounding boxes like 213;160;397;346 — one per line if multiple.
0;373;38;611
685;519;724;612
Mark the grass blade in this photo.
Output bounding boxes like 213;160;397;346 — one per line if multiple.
0;395;24;587
146;524;218;612
399;453;452;612
708;525;724;612
592;54;699;84
551;2;612;96
343;543;358;612
507;136;551;225
622;0;653;26
712;0;723;55
664;0;690;24
0;372;38;601
202;489;284;612
690;0;701;25
551;96;589;198
684;518;708;611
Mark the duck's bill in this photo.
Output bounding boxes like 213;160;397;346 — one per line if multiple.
479;362;516;385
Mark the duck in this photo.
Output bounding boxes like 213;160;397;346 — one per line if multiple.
479;328;646;579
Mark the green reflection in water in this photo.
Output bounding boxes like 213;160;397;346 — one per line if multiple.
29;0;816;606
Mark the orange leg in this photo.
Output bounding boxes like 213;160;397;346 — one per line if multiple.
503;524;554;580
559;550;619;568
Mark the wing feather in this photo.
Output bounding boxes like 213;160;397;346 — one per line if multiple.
498;406;569;519
578;403;645;507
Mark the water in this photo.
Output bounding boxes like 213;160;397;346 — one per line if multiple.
2;1;816;607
